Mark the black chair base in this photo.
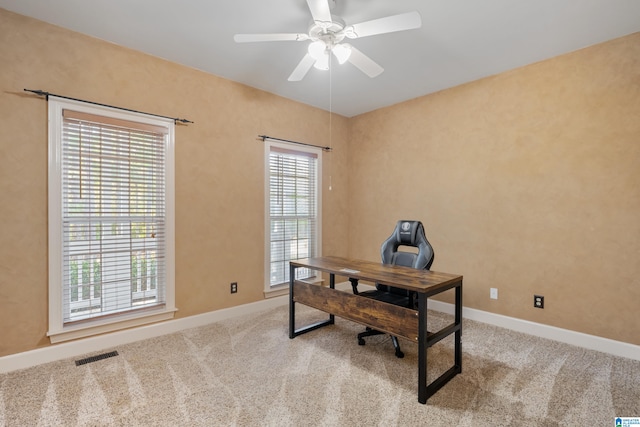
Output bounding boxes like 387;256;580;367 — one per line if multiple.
357;327;404;358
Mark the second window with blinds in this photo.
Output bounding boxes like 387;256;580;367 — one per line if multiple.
265;139;322;293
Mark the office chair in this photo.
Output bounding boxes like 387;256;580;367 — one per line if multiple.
351;220;434;358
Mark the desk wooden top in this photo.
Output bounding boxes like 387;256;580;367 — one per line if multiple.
290;256;462;294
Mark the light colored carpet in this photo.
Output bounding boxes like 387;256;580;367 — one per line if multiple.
1;304;638;426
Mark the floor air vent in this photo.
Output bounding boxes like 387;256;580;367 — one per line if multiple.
75;350;119;366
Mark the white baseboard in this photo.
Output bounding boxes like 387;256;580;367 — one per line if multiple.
2;286;638;373
426;299;640;361
340;281;640;360
0;295;289;374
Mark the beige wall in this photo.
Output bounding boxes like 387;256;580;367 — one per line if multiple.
1;7;638;358
0;9;349;357
349;32;640;345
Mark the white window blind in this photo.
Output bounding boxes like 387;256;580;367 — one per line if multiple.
48;97;175;343
267;143;321;287
61;110;168;322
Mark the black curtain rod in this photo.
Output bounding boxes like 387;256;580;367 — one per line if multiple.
24;89;193;124
259;135;331;152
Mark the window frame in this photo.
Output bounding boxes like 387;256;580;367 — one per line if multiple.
264;139;322;294
47;97;176;343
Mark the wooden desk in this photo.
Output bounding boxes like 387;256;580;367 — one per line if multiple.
289;256;463;404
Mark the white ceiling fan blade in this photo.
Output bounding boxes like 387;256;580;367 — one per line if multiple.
345;44;383;78
344;11;421;39
288;53;316;81
234;33;309;43
306;0;332;25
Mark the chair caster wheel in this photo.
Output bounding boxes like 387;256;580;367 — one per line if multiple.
395;350;404;358
358;338;366;346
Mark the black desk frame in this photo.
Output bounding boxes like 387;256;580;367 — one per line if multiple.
288;258;462;404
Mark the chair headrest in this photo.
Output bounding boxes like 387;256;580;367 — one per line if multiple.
381;220;434;270
395;220;422;245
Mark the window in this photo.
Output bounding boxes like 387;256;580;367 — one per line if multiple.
48;97;175;343
265;140;321;291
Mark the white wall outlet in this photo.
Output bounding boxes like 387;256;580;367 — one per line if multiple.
490;288;498;300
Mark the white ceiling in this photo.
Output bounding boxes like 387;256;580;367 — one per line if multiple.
2;0;639;117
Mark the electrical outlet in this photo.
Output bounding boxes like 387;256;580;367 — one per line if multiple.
490;288;498;300
230;282;238;294
534;295;544;309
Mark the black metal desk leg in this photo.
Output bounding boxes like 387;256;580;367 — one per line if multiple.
418;292;427;404
289;265;335;338
289;263;296;339
329;273;335;324
455;282;463;369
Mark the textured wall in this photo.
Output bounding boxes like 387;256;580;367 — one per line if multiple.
0;8;349;356
1;6;638;357
349;33;640;345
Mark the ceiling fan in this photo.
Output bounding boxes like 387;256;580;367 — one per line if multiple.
234;0;422;81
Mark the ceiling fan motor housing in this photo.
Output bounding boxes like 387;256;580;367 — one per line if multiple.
309;16;346;48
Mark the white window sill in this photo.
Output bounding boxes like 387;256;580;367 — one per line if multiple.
264;285;288;299
48;307;178;344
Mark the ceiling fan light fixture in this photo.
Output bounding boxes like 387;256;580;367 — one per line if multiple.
308;40;330;70
332;43;351;64
313;51;330;70
308;40;327;61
